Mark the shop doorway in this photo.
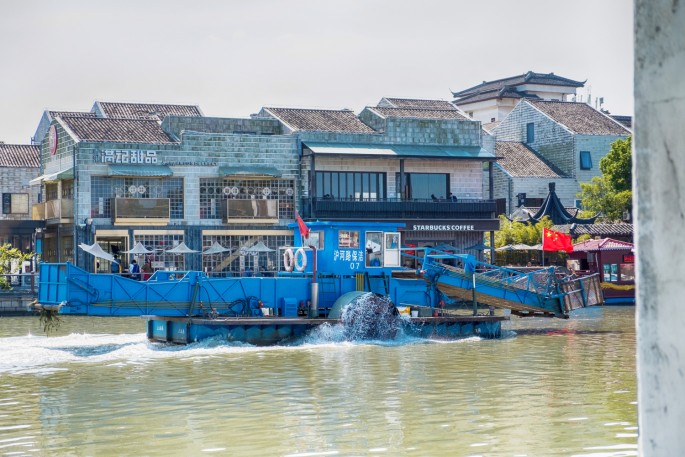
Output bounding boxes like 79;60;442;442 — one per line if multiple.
94;236;128;273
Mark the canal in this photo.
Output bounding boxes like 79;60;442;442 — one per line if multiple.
0;307;636;456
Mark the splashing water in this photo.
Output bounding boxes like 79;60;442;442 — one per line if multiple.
339;293;400;340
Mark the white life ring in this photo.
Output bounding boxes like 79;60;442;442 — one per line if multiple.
283;248;295;272
294;248;307;272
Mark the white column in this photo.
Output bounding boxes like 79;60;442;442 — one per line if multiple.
635;1;685;455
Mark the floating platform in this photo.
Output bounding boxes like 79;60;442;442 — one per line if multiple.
145;314;508;346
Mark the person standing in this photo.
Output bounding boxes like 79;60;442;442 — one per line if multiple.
129;259;141;280
111;256;120;274
141;261;153;280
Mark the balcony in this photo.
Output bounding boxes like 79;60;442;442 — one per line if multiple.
32;203;45;221
33;199;74;224
112;198;170;225
302;197;497;221
222;199;279;225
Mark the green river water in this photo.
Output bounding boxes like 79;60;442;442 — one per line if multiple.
0;307;636;457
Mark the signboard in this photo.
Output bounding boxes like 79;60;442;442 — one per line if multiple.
623;254;635;263
48;125;58;156
98;150;158;164
402;219;500;232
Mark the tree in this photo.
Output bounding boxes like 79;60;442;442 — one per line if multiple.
578;136;632;221
494;215;553;248
0;244;34;290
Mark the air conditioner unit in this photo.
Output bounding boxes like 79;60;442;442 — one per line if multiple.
622;210;630;221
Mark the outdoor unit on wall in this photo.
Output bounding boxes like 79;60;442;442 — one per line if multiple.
112;198;170;225
223;198;278;224
623;210;631;221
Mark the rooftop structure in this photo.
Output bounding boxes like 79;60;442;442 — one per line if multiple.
0;143;40;167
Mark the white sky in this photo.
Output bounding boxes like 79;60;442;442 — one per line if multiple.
0;0;633;144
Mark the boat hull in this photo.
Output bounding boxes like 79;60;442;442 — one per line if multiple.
144;315;506;345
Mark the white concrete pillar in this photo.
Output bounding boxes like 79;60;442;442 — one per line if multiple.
635;1;685;455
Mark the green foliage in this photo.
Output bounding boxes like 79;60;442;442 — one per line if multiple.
0;244;33;273
0;244;34;290
600;136;632;193
494;215;553;247
578;136;632;221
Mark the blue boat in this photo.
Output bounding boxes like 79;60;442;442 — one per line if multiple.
36;221;602;345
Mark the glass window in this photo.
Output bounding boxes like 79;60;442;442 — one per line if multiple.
199;178;295;220
620;263;635;281
303;231;324;250
603;263;619;282
338;230;359;249
384;232;401;267
200;234;292;277
396;173;449;200
580;151;593;170
526;123;535;143
2;193;29;214
315;171;386;200
91;177;184;219
365;231;383;267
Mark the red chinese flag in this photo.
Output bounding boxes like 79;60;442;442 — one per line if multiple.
542;228;574;253
296;213;310;239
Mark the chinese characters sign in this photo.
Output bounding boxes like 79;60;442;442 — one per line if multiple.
98;150;158;164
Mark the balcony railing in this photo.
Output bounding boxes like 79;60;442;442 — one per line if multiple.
112;198;170;225
33;199;74;223
302;197;497;220
32;203;45;221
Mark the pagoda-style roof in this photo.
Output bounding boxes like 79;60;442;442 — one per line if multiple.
512;182;597;225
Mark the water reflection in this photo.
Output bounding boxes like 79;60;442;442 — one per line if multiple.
0;307;636;456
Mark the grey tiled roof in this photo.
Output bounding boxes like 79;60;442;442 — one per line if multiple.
528;100;631;135
611;115;632;129
554;223;634;238
482;121;500;133
452;71;585;98
97;102;203;121
369;106;468;120
60;116;177;144
0;144;40;167
381;98;457;110
454;87;541;105
495;142;564;177
49;111;97;119
264;107;377;133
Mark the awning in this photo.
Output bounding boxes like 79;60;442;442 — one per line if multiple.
303;142;496;160
29;167;74;185
108;164;173;177
219;166;282;177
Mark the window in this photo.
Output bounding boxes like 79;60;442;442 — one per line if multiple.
91;177;184;219
199;178;295;220
580;151;593;170
620;263;635;281
603;263;619;282
395;173;449;200
526;122;535;143
2;193;29;214
303;231;324;250
384;233;401;267
315;171;386;200
338;230;359;249
365;232;383;267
